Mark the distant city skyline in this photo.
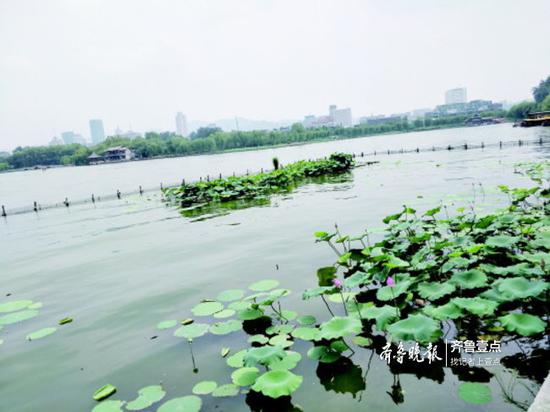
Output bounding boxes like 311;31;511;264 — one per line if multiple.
1;1;549;151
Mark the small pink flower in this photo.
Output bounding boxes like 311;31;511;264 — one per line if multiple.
386;276;395;286
333;279;343;288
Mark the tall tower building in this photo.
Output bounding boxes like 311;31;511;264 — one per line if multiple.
445;88;467;105
175;112;188;137
89;119;106;144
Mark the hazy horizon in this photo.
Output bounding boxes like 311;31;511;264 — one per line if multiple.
1;0;549;152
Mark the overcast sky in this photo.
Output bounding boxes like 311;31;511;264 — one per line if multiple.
0;0;549;151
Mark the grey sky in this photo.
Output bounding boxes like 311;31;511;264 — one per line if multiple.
1;0;549;151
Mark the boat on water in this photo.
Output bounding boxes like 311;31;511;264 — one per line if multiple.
519;111;550;127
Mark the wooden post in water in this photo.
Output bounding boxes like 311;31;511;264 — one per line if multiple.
160;182;163;190
500;141;502;149
64;198;70;207
92;194;95;203
117;190;121;199
207;175;210;182
139;186;143;195
539;137;543;145
481;142;485;149
387;150;390;155
219;173;222;179
33;201;38;212
518;139;522;146
416;148;419;153
1;205;6;217
463;143;468;150
361;152;364;157
181;179;185;186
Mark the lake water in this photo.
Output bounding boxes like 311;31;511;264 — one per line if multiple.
1;124;549;412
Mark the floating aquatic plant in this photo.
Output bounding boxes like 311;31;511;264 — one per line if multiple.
251;370;303;399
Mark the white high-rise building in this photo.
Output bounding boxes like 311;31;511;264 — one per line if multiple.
445;88;467;105
329;105;352;127
89;119;105;144
175;112;188;137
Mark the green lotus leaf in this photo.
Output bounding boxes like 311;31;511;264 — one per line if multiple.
307;346;341;363
238;308;264;320
251;370;303;399
93;384;117;401
266;324;294;335
480;263;543;277
387;314;442;343
485;235;519;249
495;277;548;300
248;334;269;344
268;334;293;348
520;251;550;264
228;301;250;311
376;281;411;301
296;315;316;326
458;382;492;405
452;297;498;316
91;400;124;412
231;367;260;386
450;269;488;289
317;266;337;286
157;395;202;412
191;301;223;316
249;279;280;292
212;383;240;397
227;349;247;368
281;310;297;320
0;309;39;325
244;345;286;367
328;292;356;303
213;309;236;319
244;292;270;302
0;339;3;345
343;271;370;288
216;289;245;302
0;300;33;313
268;351;301;371
192;380;217;395
317;316;362;340
480;287;512;303
291;327;320;341
352;336;373;347
26;327;57;341
498;313;545;336
126;385;166;410
384;255;410;269
28;302;43;309
157;320;177;330
173;323;209;339
442;257;471;272
417;282;456;300
422;302;462;320
531;231;550;249
302;286;332;300
209;320;242;335
360;305;399;331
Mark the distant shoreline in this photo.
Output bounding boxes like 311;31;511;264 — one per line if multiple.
0;121;510;175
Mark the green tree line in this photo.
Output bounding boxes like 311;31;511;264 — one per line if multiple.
4;114;486;170
507;74;550;119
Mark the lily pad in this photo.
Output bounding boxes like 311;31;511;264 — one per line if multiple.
376;281;411;301
266;324;294;335
307;346;341;363
291;327;319;341
452;297;498;316
212;383;240;397
495;277;547;300
423;302;462;320
28;302;43;309
126;385;166;410
417;282;456;300
191;301;223;316
248;334;269;344
0;300;33;313
499;313;545;336
213;309;236;319
317;316;362;340
0;309;39;325
269;351;302;371
91;400;124;412
281;310;297;320
209;320;242;335
231;367;260;386
387;314;442;343
269;334;293;348
296;315;316;326
26;327;57;341
458;382;492;405
157;320;177;330
359;305;398;331
93;384;117;401
249;279;280;292
217;289;245;302
450;269;488;289
328;292;355;303
157;395;202;412
192;380;217;395
228;301;250;311
227;349;247;368
352;336;373;347
486;235;519;249
173;323;209;339
244;345;286;367
251;370;303;399
238;308;264;320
